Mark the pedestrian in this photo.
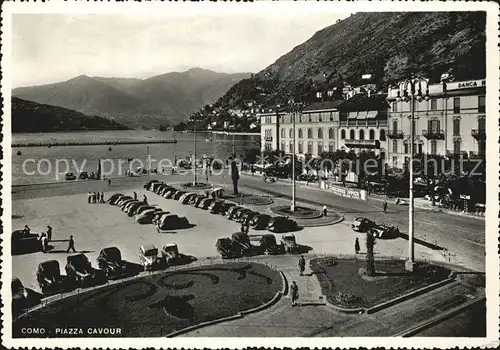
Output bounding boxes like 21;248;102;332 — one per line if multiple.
133;191;138;200
323;205;327;217
383;200;388;213
92;192;96;203
355;237;360;254
230;157;240;195
67;235;76;253
251;165;255;176
24;225;30;235
143;194;148;204
47;225;52;242
108;178;111;186
40;233;47;253
298;255;306;276
244;221;250;234
290;281;299;307
88;191;92;204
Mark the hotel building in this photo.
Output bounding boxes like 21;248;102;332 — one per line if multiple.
386;78;486;168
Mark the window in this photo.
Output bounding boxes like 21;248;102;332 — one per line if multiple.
412;120;416;134
453;140;461;155
341;129;346;139
428;119;440;133
329;128;335;139
392;156;398;167
453;118;460;136
308;114;312;123
392;140;398;153
328;143;335;152
418;143;423;155
281;141;285;151
392;102;398;112
478;96;485;113
404;143;409;154
431;99;437;110
307;142;313;154
453;97;460;114
318;128;323;139
317;143;323;155
307;128;313;139
350;130;355;139
289;142;293;154
430;140;437;155
330;112;334;121
392;120;398;132
298;129;303;139
359;130;365;140
281;128;285;138
298;142;303;154
289;129;293;138
369;129;375;140
380;129;386;141
318;113;322;122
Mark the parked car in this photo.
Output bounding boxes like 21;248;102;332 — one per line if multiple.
97;247;129;279
64;172;77;181
139;245;163;271
208;200;225;214
162;188;177;198
37;260;68;294
119;198;136;209
280;233;299;253
226;206;243;220
231;232;252;256
136;208;163;224
173;190;186;200
239;211;259;225
123;201;141;214
180;192;196;204
198;198;214;210
108;193;124;205
160;243;181;264
157;214;190;230
369;224;400;239
191;194;205;207
126;202;145;216
250;234;284;255
250;214;272;230
351;217;376;232
144;180;161;189
12;277;29;314
218;202;236;216
78;172;89;180
233;208;253;222
12;229;40;255
150;181;166;192
216;237;240;259
152;211;171;224
65;254;103;287
267;216;299;233
135;205;158;216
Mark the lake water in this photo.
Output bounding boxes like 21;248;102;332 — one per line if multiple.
11;130;260;185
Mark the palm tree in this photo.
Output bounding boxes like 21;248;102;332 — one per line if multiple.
366;233;376;276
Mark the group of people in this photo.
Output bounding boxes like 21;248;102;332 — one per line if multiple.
30;225;52;253
88;191;105;204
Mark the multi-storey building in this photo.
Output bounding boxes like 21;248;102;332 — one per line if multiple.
386;78;486;168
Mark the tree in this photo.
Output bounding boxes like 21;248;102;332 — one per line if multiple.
366;233;376;276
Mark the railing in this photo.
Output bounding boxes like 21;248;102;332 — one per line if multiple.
12;139;178;148
471;129;486;140
344;139;380;148
422;129;445;140
340;120;388;127
386;130;404;139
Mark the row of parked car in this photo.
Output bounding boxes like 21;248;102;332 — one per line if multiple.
145;180;300;234
351;217;400;239
107;193;190;230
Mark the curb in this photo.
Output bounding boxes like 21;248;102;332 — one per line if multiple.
280;269;289;296
394;296;486;337
295;214;344;227
166;313;244;337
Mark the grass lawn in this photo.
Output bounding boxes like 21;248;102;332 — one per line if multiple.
14;262;282;337
310;258;450;309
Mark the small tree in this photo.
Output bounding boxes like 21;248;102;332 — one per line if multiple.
366;233;376;276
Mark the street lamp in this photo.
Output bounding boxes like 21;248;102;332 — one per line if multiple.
396;75;430;272
193;116;197;185
287;99;304;212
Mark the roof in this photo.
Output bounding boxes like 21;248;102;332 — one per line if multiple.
337;94;389;112
302;100;344;112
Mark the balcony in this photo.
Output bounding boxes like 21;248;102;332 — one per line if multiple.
344;139;380;149
471;129;486;140
264;136;273;142
422;129;445;140
387;130;404;139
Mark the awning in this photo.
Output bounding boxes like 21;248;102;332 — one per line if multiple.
357;111;368;120
367;111;378;119
348;112;358;119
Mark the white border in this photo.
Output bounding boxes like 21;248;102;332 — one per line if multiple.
2;1;499;348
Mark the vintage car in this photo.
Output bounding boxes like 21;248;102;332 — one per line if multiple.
267;216;299;233
78;171;89;180
116;195;133;206
108;193;124;205
152;211;171;224
231;232;252;256
36;260;69;294
157;214;190;230
250;214;272;230
216;237;241;259
239;211;260;225
64;172;77;181
249;234;284;255
150;181;166;192
351;217;376;232
97;247;129;279
139;244;163;271
172;190;186;200
124;201;143;215
162;188;177;198
280;233;300;253
190;194;206;207
179;192;197;204
218;202;236;216
226;206;243;220
369;224;400;239
198;198;214;210
12;229;41;255
119;198;137;209
208;200;224;214
160;243;181;264
12;277;30;314
134;205;158;217
136;208;163;224
122;200;141;213
65;254;103;287
144;179;161;189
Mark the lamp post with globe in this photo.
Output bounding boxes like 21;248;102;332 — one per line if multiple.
286;99;304;212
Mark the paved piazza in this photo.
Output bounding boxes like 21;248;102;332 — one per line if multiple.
12;180;445;292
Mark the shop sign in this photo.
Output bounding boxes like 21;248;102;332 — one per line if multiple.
447;80;486;91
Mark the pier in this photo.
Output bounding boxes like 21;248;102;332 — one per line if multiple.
12;139;178;148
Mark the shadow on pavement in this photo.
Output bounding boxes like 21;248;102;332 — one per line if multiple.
398;232;445;250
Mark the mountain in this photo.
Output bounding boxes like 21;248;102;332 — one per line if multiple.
12;68;251;128
11;97;128;133
212;12;486;110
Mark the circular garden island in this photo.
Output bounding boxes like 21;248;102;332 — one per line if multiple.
13;262;282;337
181;182;213;190
270;205;343;227
310;257;451;310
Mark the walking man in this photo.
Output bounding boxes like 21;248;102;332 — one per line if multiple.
323;205;328;217
383;200;388;213
40;233;47;253
230;157;240;195
290;281;299;307
67;235;76;253
355;237;360;254
143;194;148;204
298;255;306;276
100;192;105;203
133;191;138;200
88;191;92;204
47;225;52;242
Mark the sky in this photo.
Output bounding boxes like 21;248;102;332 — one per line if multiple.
12;13;348;88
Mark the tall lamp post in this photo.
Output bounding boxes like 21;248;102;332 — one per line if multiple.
287;100;304;212
193;116;197;185
396;75;430;272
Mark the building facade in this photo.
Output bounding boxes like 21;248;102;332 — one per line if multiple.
386;78;486;169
